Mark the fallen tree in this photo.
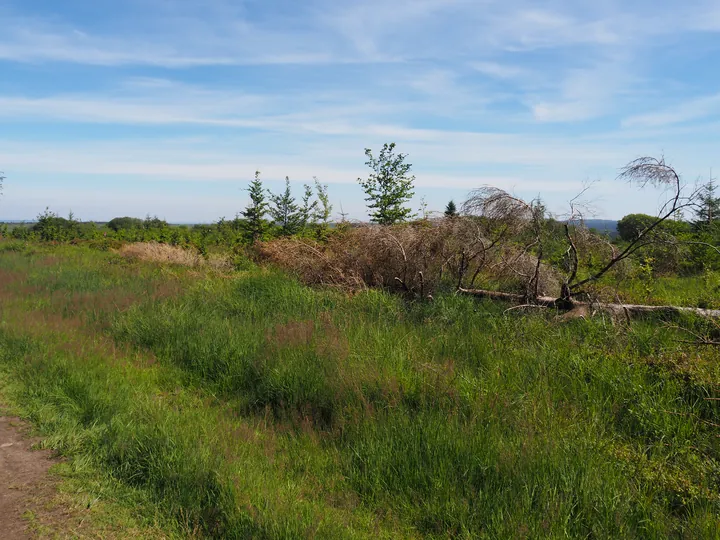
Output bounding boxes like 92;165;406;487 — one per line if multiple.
457;288;720;319
458;156;720;319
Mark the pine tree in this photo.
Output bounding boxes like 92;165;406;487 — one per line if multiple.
299;183;318;231
241;171;269;243
444;200;457;217
694;179;720;230
358;143;415;225
268;177;302;236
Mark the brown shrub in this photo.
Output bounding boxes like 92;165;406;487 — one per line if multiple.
258;218;561;296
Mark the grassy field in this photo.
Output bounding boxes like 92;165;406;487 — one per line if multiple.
0;242;718;538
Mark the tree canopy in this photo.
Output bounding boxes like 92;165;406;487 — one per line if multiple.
358;143;415;225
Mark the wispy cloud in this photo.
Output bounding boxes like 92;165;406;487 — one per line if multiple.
2;0;720;221
530;59;637;122
622;93;720;128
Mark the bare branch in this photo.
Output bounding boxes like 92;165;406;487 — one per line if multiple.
569;157;698;294
462;187;533;231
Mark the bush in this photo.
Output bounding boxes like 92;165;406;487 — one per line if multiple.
107;217;143;232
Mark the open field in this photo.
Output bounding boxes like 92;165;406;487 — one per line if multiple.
0;242;719;538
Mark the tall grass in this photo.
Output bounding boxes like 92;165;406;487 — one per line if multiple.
113;266;720;537
0;244;719;537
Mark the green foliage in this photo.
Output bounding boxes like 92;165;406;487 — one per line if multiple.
241;171;269;243
142;215;169;230
268;177;303;236
300;182;318;231
31;208;97;242
444;200;457;217
107;216;144;232
358;143;415;225
694;179;720;231
313;178;333;239
617;213;691;241
9;224;32;240
617;213;657;241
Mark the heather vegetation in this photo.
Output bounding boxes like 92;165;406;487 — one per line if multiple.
0;151;719;537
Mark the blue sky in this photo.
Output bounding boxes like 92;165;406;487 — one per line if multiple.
1;0;719;222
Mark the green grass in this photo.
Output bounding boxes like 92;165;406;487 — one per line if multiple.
614;272;720;309
0;243;719;538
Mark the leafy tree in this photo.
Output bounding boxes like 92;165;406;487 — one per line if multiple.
241;171;269;243
107;216;143;232
694;179;720;230
269;177;303;236
617;213;690;242
617;214;659;241
358;143;415;225
444;200;458;218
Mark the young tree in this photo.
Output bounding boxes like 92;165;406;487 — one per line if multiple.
694;178;720;230
143;215;168;230
313;178;333;238
444;200;458;218
299;183;318;231
358;143;415;225
242;171;269;243
313;178;332;223
268;177;302;236
418;196;430;220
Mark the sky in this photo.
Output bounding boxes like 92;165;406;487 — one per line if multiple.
1;0;719;222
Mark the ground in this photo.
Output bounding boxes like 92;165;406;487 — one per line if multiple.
0;413;59;539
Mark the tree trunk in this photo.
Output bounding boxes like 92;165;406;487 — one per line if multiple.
457;288;720;319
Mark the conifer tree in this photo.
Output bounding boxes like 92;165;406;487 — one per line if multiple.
268;177;302;236
241;171;269;243
444;200;457;217
694;179;720;230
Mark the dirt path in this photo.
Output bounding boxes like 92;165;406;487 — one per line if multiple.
0;415;58;539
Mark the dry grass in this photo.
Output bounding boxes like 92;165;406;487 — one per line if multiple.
117;242;232;270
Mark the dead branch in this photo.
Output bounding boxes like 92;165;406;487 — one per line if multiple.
569;157;698;295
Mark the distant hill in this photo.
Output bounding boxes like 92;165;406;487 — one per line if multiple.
580;219;618;237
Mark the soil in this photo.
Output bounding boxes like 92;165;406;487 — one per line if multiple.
0;415;58;539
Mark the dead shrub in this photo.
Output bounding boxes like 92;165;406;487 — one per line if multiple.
258;218;561;297
488;246;562;297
